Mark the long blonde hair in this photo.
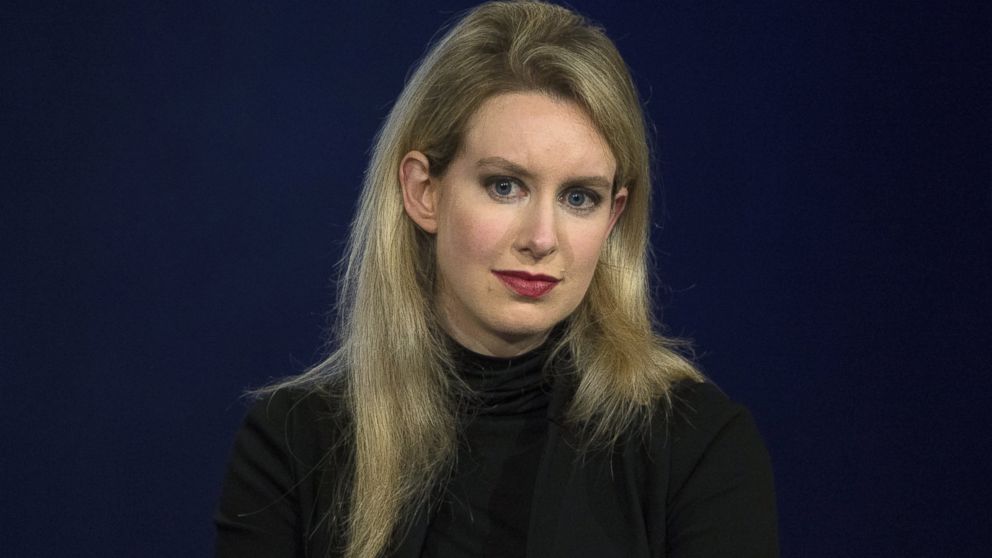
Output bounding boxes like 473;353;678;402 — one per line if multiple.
266;2;702;556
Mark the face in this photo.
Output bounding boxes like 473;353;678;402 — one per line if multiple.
403;92;626;357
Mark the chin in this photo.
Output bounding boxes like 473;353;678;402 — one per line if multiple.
492;309;568;340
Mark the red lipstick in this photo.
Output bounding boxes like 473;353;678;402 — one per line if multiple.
492;270;560;299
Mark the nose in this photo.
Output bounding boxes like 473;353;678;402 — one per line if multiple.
514;196;558;260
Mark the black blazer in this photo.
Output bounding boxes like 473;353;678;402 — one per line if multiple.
215;380;778;557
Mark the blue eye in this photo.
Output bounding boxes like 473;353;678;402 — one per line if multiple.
561;188;600;211
493;178;514;196
566;191;588;206
485;176;523;201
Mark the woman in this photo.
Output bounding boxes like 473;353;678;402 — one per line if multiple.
215;2;778;557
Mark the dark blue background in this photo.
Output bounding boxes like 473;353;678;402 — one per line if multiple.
3;1;989;556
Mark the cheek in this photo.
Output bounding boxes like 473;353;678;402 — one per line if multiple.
437;205;507;272
564;220;611;275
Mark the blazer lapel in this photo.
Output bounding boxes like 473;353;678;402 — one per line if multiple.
525;371;579;557
525;369;651;558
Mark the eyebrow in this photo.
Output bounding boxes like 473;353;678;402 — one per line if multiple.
475;156;614;192
476;157;535;180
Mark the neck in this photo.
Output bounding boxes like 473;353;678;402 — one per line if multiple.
444;326;550;358
438;314;551;358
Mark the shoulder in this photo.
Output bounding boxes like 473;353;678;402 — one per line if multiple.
666;380;754;453
245;386;343;434
646;380;779;556
215;387;349;556
236;386;350;472
224;385;349;481
659;380;772;489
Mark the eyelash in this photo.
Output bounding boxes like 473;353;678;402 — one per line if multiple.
483;176;603;213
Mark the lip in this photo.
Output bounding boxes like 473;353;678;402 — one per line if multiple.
492;270;561;299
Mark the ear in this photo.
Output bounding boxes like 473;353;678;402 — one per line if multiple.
606;186;628;234
399;150;439;234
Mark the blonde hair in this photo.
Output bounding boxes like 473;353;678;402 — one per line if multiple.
265;2;703;556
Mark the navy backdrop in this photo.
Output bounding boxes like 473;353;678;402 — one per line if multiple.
2;1;989;556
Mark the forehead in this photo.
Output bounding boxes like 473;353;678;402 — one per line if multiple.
459;92;616;179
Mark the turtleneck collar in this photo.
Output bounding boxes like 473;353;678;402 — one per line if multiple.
451;338;553;417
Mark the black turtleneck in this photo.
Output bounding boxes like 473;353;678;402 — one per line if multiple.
420;341;553;557
216;344;780;558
